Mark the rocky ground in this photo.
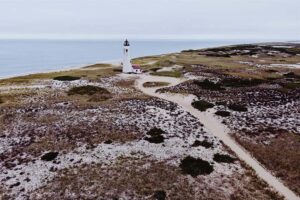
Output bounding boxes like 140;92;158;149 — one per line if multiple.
0;68;283;199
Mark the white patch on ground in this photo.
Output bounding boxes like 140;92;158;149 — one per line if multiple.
156;65;183;72
270;63;300;68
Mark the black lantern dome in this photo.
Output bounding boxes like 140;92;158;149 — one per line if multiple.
124;39;130;46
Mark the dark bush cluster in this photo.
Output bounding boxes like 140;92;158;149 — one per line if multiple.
192;100;214;112
67;85;110;96
192;140;213;148
215;111;231;117
228;104;247;112
179;156;214;177
53;76;81;81
220;78;265;87
153;190;166;200
213;153;236;163
194;79;224;91
41;152;59;161
145;127;166;144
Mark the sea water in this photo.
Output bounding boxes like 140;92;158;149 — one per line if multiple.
0;39;254;78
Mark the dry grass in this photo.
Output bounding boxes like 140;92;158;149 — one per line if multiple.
29;156;283;200
232;131;300;195
150;70;182;78
0;67;117;85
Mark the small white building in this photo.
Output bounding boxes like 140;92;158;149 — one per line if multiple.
122;39;142;74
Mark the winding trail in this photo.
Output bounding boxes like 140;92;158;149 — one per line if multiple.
136;74;300;200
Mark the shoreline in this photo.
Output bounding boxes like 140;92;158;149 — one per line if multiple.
0;59;121;81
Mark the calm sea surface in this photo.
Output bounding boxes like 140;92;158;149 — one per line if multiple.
0;39;256;78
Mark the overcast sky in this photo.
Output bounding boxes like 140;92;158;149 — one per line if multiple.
0;0;299;40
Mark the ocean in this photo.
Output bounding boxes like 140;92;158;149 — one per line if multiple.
0;39;255;78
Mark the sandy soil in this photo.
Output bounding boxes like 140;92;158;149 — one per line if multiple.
135;74;300;200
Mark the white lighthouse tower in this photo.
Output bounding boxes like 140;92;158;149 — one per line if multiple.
122;39;142;74
122;39;132;73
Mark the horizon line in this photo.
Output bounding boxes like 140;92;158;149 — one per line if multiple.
0;34;298;42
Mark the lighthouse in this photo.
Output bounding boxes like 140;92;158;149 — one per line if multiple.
122;39;142;74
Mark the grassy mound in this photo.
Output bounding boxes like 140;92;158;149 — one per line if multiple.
192;100;214;112
88;93;112;102
215;111;231;117
179;156;214;177
213;153;236;163
53;76;81;81
228;104;247;112
145;128;166;144
150;70;182;78
192;140;213;148
143;82;170;88
67;85;110;96
194;79;224;91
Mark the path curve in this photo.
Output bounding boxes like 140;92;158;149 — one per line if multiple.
136;74;300;200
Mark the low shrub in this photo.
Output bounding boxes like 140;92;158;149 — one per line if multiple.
0;97;3;104
216;101;227;106
153;190;166;200
192;100;214;112
215;111;231;117
228;104;247;112
53;76;81;81
145;128;166;144
213;153;236;163
179;156;214;177
194;79;224;91
192;140;213;148
143;82;170;88
41;152;59;161
67;85;110;96
283;72;300;79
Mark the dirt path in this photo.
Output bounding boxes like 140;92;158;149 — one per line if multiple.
136;74;300;200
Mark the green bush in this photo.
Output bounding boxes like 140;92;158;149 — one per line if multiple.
67;85;110;96
228;104;247;112
192;100;214;111
53;76;81;81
